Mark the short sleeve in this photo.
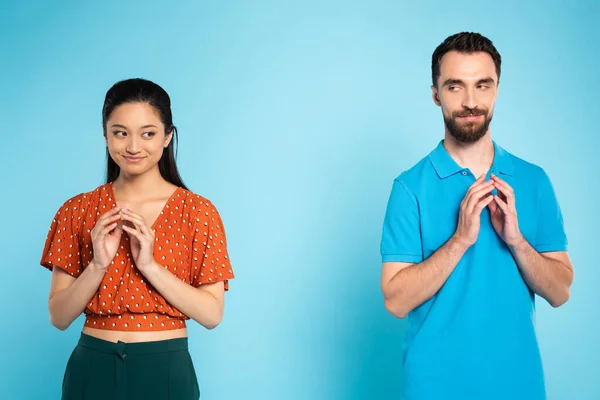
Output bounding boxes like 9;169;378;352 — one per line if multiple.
380;179;423;263
40;199;83;277
533;169;568;252
190;201;234;290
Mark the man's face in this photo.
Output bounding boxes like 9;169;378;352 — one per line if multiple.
432;51;499;143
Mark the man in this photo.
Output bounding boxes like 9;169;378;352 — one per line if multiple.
380;32;574;400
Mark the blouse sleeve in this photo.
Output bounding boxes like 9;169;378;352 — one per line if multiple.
40;197;83;277
190;200;234;290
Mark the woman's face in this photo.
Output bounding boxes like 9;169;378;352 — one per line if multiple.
105;102;172;178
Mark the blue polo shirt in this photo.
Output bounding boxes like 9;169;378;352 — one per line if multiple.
381;140;567;400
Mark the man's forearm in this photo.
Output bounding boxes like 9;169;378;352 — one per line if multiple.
384;235;470;318
508;238;573;307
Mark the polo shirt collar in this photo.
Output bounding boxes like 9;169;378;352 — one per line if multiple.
429;139;515;179
490;141;515;177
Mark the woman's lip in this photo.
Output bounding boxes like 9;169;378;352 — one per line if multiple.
123;156;144;162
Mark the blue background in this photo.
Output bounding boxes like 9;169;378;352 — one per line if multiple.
1;1;598;399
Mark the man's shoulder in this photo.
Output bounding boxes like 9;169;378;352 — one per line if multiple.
390;144;444;196
393;154;433;184
500;145;548;180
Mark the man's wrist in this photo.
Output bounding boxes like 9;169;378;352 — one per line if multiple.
507;234;527;252
450;233;472;252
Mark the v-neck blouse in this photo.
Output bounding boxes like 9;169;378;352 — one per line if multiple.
40;184;234;331
105;183;182;231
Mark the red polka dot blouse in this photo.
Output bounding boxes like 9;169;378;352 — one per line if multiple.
40;184;234;331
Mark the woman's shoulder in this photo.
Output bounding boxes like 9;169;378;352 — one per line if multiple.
177;187;216;208
175;187;227;224
54;183;113;214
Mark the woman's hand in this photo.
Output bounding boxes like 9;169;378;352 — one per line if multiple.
120;208;157;273
90;206;124;271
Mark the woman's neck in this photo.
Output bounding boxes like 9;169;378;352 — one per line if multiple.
112;168;174;200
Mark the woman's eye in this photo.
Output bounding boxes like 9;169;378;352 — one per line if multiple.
113;131;126;137
142;132;156;138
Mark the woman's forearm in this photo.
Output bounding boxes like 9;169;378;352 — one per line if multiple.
48;261;106;330
141;261;224;329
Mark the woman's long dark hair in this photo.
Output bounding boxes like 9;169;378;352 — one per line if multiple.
102;78;188;190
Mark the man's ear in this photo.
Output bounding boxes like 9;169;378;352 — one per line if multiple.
431;85;441;107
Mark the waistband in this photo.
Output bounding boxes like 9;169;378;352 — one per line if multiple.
77;333;188;356
85;312;187;331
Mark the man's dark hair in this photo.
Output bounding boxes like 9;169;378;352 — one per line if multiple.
431;32;501;86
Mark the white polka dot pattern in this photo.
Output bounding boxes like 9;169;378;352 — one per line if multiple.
40;184;234;331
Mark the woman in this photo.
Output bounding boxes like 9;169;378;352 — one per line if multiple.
40;78;234;400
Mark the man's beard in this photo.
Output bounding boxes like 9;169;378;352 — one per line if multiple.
444;108;493;143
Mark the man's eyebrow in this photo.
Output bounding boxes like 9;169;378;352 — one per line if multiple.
477;77;496;85
442;77;496;86
442;78;465;87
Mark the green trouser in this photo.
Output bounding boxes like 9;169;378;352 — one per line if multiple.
62;333;200;400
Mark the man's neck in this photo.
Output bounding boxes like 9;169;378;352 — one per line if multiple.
443;132;494;179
